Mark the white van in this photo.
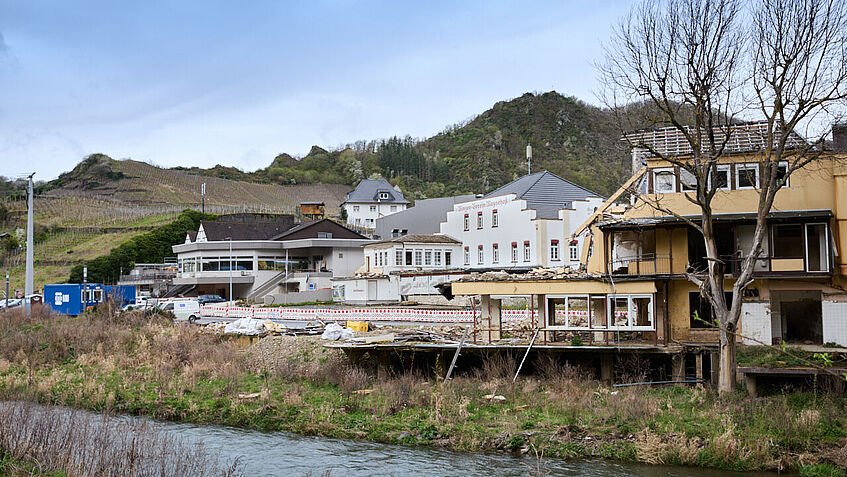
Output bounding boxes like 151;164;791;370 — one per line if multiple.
159;300;201;322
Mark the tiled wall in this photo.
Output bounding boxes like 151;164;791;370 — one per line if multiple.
741;302;771;345
822;301;847;346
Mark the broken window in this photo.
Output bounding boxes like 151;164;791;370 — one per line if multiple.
653;168;676;193
689;291;732;328
772;224;803;258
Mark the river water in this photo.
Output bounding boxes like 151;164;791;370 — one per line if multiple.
158;419;784;477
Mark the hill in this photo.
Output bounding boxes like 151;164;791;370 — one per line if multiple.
234;91;633;199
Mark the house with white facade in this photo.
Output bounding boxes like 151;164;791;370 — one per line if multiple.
342;178;410;229
332;234;465;305
172;216;374;304
440;171;605;271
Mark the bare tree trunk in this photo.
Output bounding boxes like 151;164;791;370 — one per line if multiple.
718;323;736;392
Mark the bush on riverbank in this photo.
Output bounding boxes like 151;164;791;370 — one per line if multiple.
0;400;242;476
0;307;845;474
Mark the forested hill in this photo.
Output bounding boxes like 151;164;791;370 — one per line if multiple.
197;91;635;199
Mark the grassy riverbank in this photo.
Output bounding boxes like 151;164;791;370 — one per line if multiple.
1;307;845;475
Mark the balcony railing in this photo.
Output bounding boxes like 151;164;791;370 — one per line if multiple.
608;253;674;275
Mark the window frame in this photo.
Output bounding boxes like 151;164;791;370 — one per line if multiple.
477;245;484;265
652;167;676;194
511;243;518;263
735;163;759;190
463;214;469;231
477;211;483;229
492;209;499;228
492;243;499;263
569;243;579;261
463;247;470;266
550;240;560;261
523;242;531;262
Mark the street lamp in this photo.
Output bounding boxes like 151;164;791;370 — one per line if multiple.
225;236;233;302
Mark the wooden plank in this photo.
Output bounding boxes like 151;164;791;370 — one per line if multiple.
443;326;469;385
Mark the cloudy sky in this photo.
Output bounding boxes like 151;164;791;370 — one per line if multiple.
0;1;630;179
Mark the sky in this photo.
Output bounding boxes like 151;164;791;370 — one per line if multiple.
0;1;631;180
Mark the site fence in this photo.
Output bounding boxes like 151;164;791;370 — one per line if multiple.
200;305;626;324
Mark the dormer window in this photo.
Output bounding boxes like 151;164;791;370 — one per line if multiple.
378;191;390;200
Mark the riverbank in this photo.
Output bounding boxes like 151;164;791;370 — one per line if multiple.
1;307;845;475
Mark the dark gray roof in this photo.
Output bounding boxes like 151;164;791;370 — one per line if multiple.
484;171;602;219
199;219;297;241
374;195;475;239
372;234;460;245
344;178;410;204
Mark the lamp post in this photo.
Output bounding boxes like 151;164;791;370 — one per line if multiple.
226;236;233;302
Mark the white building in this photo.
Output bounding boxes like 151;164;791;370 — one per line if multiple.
440;171;605;270
172;217;373;304
332;234;465;305
342;178;410;229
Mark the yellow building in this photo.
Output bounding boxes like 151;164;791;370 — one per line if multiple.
449;122;847;352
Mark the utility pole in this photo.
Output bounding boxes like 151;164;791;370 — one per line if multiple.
526;144;532;175
82;264;87;310
4;268;9;310
227;236;233;302
25;173;34;314
201;183;206;215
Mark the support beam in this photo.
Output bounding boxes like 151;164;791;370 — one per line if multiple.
600;354;614;384
672;354;685;383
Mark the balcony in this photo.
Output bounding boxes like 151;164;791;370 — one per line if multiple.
608;253;674;276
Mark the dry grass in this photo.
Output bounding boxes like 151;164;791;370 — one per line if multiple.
0;400;242;476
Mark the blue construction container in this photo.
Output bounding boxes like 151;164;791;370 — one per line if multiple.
106;285;136;308
44;283;109;316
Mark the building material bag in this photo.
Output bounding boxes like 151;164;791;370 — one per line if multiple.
223;318;265;335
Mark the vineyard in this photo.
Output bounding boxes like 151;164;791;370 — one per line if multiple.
0;156;351;293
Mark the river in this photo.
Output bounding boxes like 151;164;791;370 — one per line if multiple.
161;419;784;476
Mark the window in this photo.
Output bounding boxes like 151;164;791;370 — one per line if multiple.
377;253;382;267
547;296;589;328
434;251;442;266
492;244;499;263
523;242;531;262
569;243;579;261
511;243;518;262
550;240;560;261
477;212;483;229
689;291;732;328
463;247;470;266
463;214;470;231
353;205;359;212
776;162;789;187
736;164;759;189
477;245;484;264
772;224;804;258
711;165;730;190
405;250;413;266
806;223;829;272
445;251;452;266
424;250;432;266
369;205;377;212
653;168;676;193
379;192;390;200
390;205;397;212
414;250;422;266
365;218;374;226
395;249;403;266
317;232;332;238
355;218;361;225
680;168;697;191
492;210;499;227
608;294;654;329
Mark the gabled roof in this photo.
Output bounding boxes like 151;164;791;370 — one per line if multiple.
372;234;460;246
374;195;475;238
271;218;367;241
484;171;603;219
186;230;198;242
199;220;297;241
624;120;807;159
344;178;410;204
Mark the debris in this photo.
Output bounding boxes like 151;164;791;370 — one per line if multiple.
223;318;266;336
321;323;354;340
484;394;506;401
351;389;373;395
237;392;261;400
363;333;395;344
346;320;369;332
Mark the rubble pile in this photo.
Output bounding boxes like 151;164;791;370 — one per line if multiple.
457;267;589;282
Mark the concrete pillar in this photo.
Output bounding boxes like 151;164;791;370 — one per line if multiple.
744;374;757;397
536;294;546;328
695;353;704;381
600;354;614;384
480;295;502;342
672;353;685;382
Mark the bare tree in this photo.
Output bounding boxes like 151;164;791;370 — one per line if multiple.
599;0;847;393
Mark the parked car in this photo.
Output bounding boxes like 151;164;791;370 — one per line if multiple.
198;294;227;305
159;300;201;322
0;298;22;309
